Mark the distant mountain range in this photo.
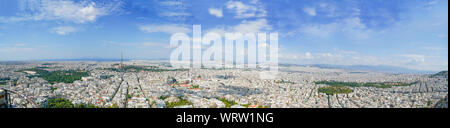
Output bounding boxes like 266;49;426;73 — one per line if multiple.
0;58;129;62
280;63;439;74
40;58;131;62
312;64;440;74
0;58;444;74
38;57;171;62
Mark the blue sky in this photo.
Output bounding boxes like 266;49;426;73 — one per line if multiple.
0;0;448;71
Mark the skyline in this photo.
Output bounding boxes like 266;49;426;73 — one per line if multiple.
0;0;448;71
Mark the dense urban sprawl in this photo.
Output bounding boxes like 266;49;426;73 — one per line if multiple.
0;61;447;108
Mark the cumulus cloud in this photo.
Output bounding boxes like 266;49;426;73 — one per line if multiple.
159;12;191;17
51;26;77;35
426;0;439;5
305;52;313;59
159;1;183;6
102;41;169;48
233;19;272;33
140;42;168;47
207;19;272;35
300;17;371;39
303;7;316;16
156;1;190;18
226;0;267;19
209;8;223;18
0;47;34;53
398;54;426;63
1;0;123;23
139;24;191;34
0;43;35;53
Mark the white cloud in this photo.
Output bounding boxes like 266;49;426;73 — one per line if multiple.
300;22;338;37
207;19;272;35
0;43;35;53
140;42;168;47
14;43;27;47
305;52;313;59
226;0;267;19
299;17;371;39
233;19;272;33
422;46;446;51
51;26;77;35
159;12;191;17
102;41;169;48
139;24;191;34
159;1;183;6
279;52;317;60
398;54;426;63
209;8;223;18
426;0;439;5
303;7;316;16
0;47;34;53
1;0;123;23
156;1;189;17
317;2;359;18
